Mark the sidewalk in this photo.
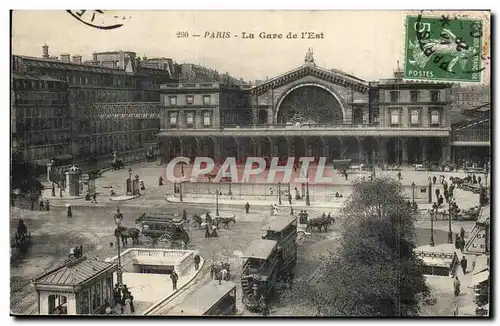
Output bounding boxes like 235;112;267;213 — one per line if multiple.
166;194;344;210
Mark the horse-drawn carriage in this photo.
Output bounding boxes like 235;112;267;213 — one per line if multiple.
134;213;190;249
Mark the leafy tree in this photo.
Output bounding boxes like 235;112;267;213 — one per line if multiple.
11;151;43;199
284;177;428;316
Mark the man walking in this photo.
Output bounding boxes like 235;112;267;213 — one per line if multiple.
460;227;466;240
453;276;461;297
245;202;250;214
170;269;179;291
194;254;201;271
460;256;468;275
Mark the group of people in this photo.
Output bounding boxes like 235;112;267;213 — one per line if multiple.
210;262;230;285
270;204;279;216
38;199;51;211
204;213;219;238
68;245;84;260
454;227;467;252
109;284;135;315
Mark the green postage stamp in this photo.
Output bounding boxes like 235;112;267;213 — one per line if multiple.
404;15;484;82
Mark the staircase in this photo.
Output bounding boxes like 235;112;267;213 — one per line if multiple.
241;277;253;299
465;209;490;255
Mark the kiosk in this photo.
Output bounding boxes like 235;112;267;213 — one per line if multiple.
33;257;117;315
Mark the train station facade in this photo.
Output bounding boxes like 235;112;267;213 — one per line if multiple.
158;52;456;167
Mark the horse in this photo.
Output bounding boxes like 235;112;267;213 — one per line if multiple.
117;226;141;246
216;217;236;229
306;216;334;233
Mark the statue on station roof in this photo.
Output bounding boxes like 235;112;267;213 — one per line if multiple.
304;48;315;66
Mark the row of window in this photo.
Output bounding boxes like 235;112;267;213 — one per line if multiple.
14;91;67;102
24;144;71;161
169;111;212;127
91;119;159;134
390;109;441;125
17;131;70;146
168;95;211;106
13;80;66;92
16;107;67;119
70;89;159;103
17;119;69;131
388;90;441;103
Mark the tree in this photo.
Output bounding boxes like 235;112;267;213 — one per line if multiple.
11;151;44;199
284;177;428;316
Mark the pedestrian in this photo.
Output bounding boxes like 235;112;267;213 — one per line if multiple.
459;237;466;252
39;200;44;211
344;171;348;180
453;276;461;297
52;184;56;197
245;202;250;214
194;254;200;271
210;264;215;279
460;227;466;240
451;252;459;277
454;234;461;249
122;295;132;315
211;225;218;237
59;188;63;198
112;284;121;307
219;267;228;285
443;181;448;192
182;209;187;220
288;193;292;205
397;171;402;181
204;225;211;238
170;270;179;291
45;199;50;211
290;207;294;216
460;256;468;275
67;204;72;218
478;176;482;185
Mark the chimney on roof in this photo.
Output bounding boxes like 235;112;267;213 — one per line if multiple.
60;54;70;63
72;55;82;65
42;44;49;58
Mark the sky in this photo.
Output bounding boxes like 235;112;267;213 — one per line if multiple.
10;10;485;82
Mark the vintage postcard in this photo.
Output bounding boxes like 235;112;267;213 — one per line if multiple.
10;10;491;317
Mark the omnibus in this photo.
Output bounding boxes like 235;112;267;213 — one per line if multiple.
168;281;237;316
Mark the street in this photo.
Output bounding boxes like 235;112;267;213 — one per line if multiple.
11;163;482;315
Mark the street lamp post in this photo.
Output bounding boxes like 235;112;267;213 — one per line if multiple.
430;210;435;247
305;170;310;206
428;179;432;204
128;167;132;195
113;208;124;286
179;181;183;202
447;199;453;244
411;182;415;205
278;182;282;205
216;182;219;216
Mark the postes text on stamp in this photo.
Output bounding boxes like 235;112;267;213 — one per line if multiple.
404;15;483;82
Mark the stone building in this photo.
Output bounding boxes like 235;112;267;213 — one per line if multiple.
11;45;177;166
158;50;454;166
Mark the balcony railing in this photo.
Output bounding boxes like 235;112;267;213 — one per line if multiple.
220;123;381;129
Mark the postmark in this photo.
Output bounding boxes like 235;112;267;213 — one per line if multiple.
404;14;484;82
67;10;128;30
